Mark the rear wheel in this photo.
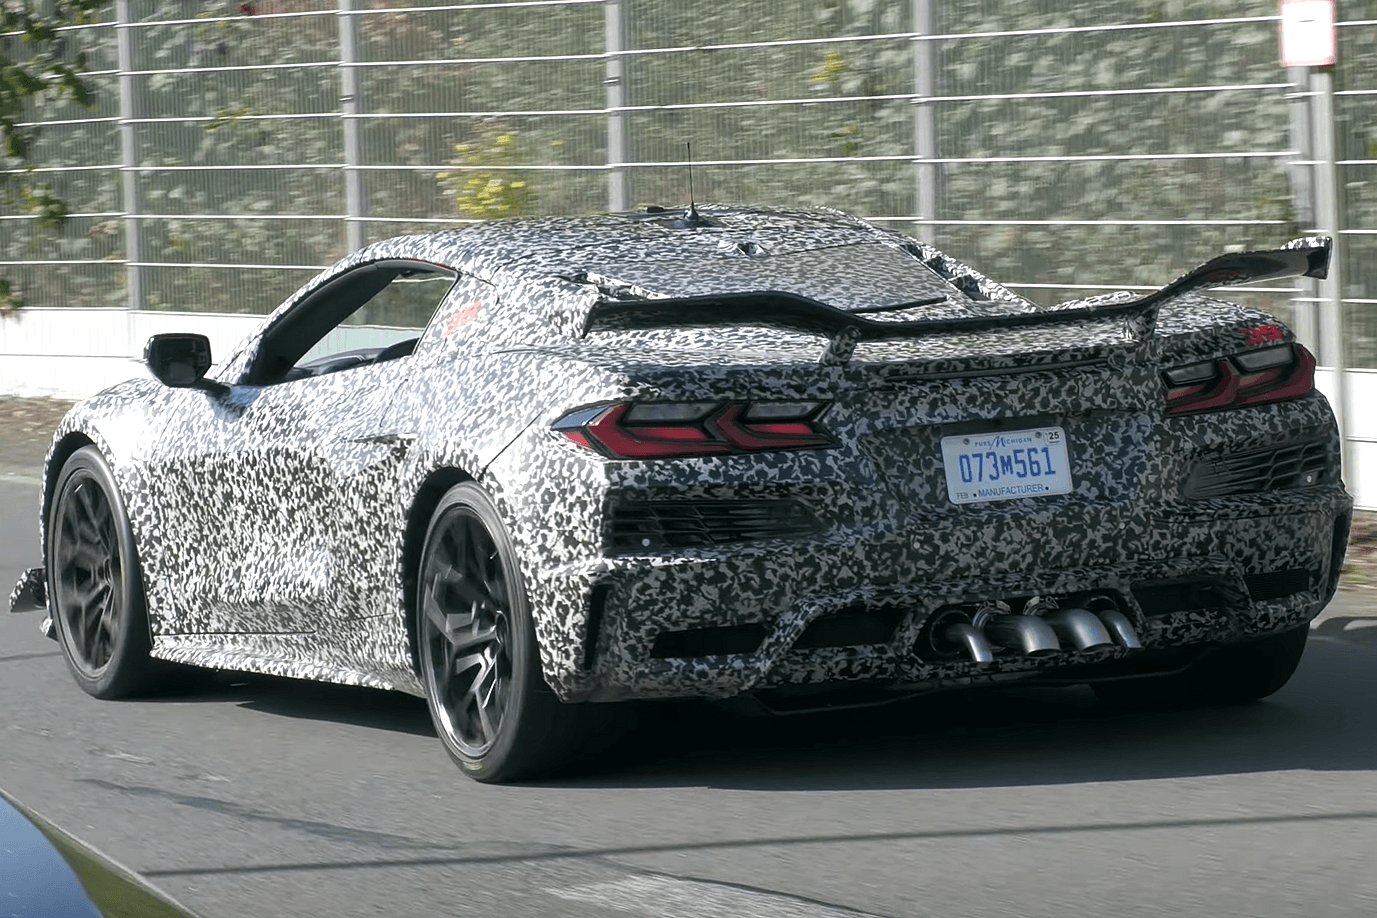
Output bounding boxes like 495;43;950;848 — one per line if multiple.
47;446;159;699
416;483;586;783
1092;624;1309;710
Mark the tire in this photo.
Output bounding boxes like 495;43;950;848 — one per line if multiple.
416;482;587;783
1092;624;1309;711
47;446;160;699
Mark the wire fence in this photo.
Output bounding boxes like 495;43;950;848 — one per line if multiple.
2;0;1374;367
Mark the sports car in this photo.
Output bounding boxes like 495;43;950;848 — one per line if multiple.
9;204;1353;782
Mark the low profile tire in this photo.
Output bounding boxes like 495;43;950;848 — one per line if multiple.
47;446;159;699
417;482;586;783
1092;624;1310;711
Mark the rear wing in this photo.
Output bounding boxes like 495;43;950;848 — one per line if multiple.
580;237;1332;365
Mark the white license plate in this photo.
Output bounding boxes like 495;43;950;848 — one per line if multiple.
940;426;1073;505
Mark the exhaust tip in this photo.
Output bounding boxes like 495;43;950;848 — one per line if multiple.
1041;607;1115;651
1095;607;1143;650
982;613;1061;657
1064;593;1143;650
944;622;995;664
919;607;993;664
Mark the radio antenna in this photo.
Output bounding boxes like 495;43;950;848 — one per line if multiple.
669;142;717;228
686;141;700;223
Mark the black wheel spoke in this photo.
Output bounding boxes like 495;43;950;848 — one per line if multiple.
461;519;505;603
74;483;104;544
432;557;489;611
68;594;90;655
75;542;106;572
424;566;495;656
473;680;498;743
449;622;498;655
451;649;486;678
454;520;476;586
82;595;109;662
58;521;103;572
422;587;456;636
70;575;103;607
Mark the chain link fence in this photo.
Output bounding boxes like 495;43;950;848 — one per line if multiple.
2;0;1374;367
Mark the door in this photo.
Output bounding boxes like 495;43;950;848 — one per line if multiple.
142;261;455;634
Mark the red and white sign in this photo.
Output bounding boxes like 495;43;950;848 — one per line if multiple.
1280;0;1337;68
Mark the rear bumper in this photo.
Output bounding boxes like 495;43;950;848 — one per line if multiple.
548;490;1351;702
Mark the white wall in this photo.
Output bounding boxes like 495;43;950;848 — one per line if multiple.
0;307;264;398
1315;368;1376;510
2;307;1372;508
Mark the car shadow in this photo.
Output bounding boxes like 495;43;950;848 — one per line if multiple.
578;635;1377;791
143;670;436;738
142;635;1377;792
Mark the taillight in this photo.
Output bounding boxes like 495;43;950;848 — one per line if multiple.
554;400;833;459
1163;343;1315;415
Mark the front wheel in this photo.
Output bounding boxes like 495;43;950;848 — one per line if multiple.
47;446;159;699
1092;624;1310;711
416;482;586;783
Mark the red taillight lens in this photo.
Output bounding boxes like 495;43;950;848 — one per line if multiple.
585;404;730;458
554;400;834;459
1164;343;1315;415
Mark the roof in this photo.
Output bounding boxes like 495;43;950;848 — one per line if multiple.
407;204;1034;317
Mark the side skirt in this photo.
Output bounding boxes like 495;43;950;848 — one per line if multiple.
150;633;424;697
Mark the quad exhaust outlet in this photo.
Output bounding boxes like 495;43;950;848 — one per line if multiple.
924;594;1142;665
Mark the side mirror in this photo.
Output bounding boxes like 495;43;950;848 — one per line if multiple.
144;334;226;394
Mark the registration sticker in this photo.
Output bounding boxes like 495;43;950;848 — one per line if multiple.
940;426;1073;505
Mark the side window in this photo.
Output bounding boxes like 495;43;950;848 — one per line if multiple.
246;261;456;385
415;273;498;357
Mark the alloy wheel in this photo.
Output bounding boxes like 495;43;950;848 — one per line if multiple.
419;507;515;758
53;471;124;676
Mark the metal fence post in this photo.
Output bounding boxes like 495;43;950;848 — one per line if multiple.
114;0;143;311
339;0;366;252
1310;68;1351;480
912;0;938;243
605;0;628;213
1286;66;1319;350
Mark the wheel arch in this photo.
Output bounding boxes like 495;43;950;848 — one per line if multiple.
401;466;475;676
45;435;161;659
41;431;96;557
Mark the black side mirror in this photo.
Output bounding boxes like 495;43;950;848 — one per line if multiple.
144;334;226;394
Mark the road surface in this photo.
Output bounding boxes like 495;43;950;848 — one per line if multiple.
3;469;1376;918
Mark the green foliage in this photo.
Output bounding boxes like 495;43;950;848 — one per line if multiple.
0;274;18;314
0;0;106;314
437;125;538;220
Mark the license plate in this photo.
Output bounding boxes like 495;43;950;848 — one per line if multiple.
940;426;1073;505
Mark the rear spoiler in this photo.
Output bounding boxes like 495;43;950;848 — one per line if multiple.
580;237;1332;365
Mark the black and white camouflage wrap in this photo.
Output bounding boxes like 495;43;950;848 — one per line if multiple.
11;205;1353;703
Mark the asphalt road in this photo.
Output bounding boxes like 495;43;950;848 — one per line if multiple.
3;468;1377;918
